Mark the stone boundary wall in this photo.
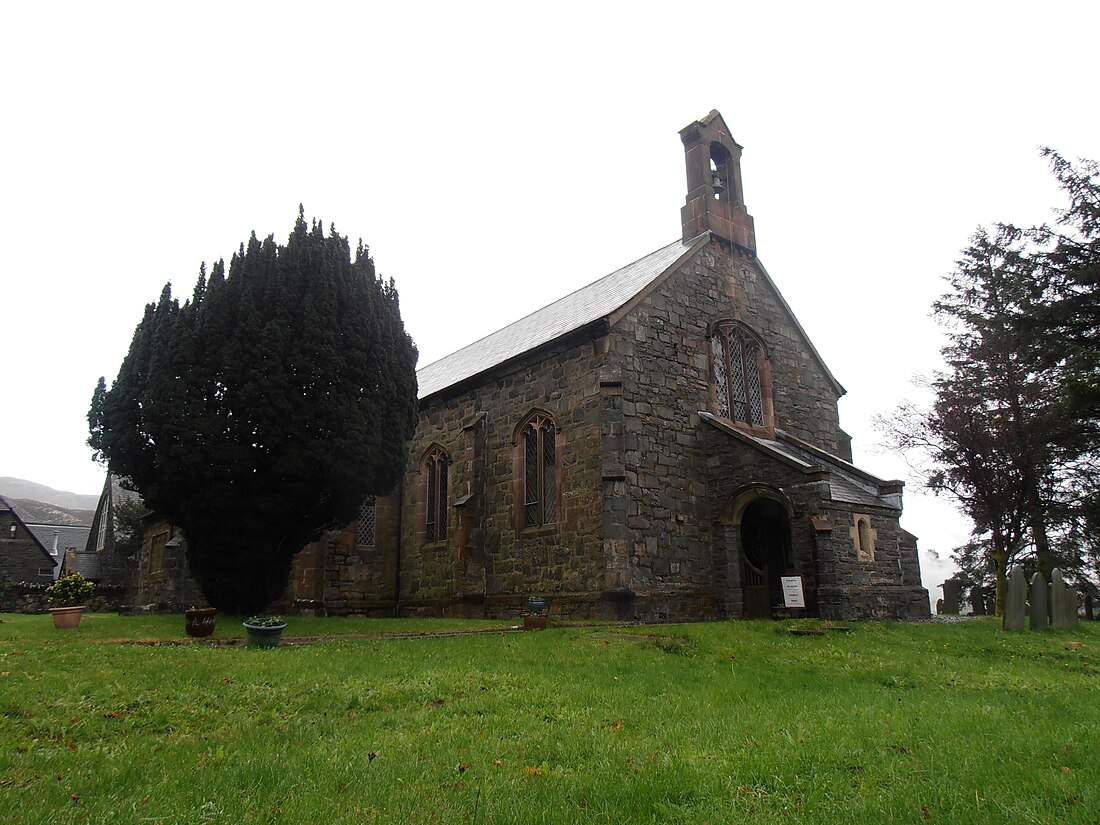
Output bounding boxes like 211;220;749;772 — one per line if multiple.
1;580;127;614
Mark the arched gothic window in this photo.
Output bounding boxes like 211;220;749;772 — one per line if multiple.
520;413;557;529
424;447;449;543
710;323;769;429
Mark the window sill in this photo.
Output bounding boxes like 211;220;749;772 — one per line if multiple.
518;524;559;539
717;418;774;440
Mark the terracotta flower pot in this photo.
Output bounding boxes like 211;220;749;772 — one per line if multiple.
49;606;85;630
185;608;218;637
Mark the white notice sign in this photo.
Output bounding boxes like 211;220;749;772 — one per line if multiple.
781;576;806;609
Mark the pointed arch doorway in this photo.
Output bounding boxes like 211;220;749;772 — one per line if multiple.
721;486;797;619
740;498;794;618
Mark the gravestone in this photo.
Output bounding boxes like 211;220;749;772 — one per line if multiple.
1003;566;1027;631
1029;571;1048;632
1051;569;1069;629
941;580;962;614
970;586;988;616
1067;587;1079;628
1086;593;1094;622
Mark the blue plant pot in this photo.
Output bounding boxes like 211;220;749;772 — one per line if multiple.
243;622;287;648
527;597;545;616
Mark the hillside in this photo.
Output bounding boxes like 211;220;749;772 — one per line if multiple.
7;498;95;527
0;477;100;527
0;477;100;511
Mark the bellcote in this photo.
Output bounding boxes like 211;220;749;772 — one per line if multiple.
679;110;756;253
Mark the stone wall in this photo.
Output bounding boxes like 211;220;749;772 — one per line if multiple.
292;493;400;616
133;518;206;610
0;580;126;614
398;331;609;618
813;502;930;620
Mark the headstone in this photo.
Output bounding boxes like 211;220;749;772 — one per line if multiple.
970;586;987;616
941;580;962;614
972;585;990;616
1085;593;1094;621
1050;569;1069;629
1029;571;1048;632
1068;588;1079;628
1004;566;1027;631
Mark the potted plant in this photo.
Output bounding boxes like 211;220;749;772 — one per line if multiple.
243;615;287;648
45;574;96;629
185;605;218;637
524;595;548;631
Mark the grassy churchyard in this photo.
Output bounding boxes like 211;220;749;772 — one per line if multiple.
0;615;1096;824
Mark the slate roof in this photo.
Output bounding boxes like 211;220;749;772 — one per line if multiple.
767;436;900;510
417;237;704;399
700;414;902;511
26;524;91;559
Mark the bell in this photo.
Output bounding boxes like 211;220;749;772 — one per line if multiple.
712;173;725;194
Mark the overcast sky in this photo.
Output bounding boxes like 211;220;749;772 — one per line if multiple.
3;1;1097;599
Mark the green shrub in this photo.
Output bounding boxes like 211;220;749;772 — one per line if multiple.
243;615;285;628
44;573;96;607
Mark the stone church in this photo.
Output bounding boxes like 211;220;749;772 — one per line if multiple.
286;110;931;622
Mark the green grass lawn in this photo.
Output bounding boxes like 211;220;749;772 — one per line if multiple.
0;614;1096;824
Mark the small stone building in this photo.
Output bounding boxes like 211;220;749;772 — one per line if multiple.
0;495;57;584
294;110;931;621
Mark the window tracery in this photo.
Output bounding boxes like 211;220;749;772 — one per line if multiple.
710;322;769;429
520;413;557;529
424;447;449;543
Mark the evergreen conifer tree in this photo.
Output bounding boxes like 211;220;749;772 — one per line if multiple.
89;209;418;613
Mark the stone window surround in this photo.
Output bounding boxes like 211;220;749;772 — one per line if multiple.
707;319;775;438
850;513;876;562
422;444;450;545
512;408;563;534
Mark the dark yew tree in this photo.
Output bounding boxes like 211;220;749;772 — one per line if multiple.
89;210;418;613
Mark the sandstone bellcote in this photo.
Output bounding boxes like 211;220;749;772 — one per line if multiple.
680;110;756;253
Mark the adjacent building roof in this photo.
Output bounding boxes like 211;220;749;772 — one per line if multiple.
25;524;91;559
416;237;704;399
